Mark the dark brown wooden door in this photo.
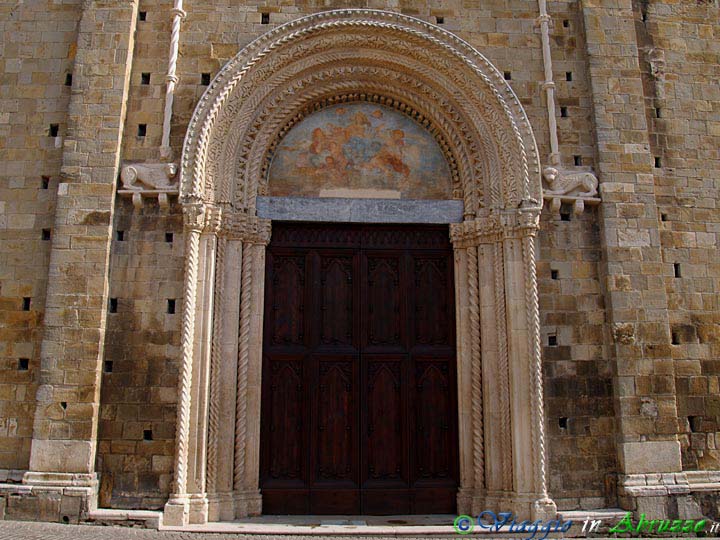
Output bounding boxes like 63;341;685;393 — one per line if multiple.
260;223;458;515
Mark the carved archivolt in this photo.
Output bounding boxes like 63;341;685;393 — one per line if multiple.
180;9;542;217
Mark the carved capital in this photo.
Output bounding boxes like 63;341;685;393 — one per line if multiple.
183;203;207;232
220;213;271;245
204;205;223;234
182;203;223;233
450;215;503;247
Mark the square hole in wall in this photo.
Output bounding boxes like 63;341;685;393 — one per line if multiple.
548;334;557;346
661;213;668;222
22;297;31;311
41;228;51;241
435;16;444;24
64;73;72;86
165;232;174;243
562;19;570;28
141;72;150;85
104;360;113;373
116;230;125;241
261;12;270;24
566;71;573;82
551;269;559;280
18;358;29;371
41;176;50;189
655;107;662;118
138;11;146;21
674;263;681;278
109;298;118;313
560;106;568;117
137;124;147;137
504;71;512;80
167;299;176;314
143;429;153;441
671;331;680;345
559;417;568;429
560;212;571;222
49;124;59;137
201;72;211;86
573;155;582;166
655;156;662;168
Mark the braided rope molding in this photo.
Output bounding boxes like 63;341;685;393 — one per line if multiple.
520;210;550;500
233;242;253;492
205;235;226;495
180;10;540;210
170;203;205;501
494;240;513;491
213;49;497;212
467;245;484;491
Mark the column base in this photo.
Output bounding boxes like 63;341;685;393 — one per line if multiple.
188;493;208;524
456;487;476;515
0;472;98;523
233;489;261;518
207;492;235;521
163;497;189;526
483;491;557;520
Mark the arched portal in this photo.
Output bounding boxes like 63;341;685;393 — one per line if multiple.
166;9;555;526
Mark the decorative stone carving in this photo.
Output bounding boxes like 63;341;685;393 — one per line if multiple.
541;166;600;214
180;9;542;216
171;9;555;523
118;162;179;209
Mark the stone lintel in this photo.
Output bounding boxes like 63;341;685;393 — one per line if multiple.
256;196;464;224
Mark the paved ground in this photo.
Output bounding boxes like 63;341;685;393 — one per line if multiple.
0;519;596;539
0;520;482;540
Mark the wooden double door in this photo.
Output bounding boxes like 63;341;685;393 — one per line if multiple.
260;223;458;515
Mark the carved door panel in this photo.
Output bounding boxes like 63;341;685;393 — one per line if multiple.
261;223;457;515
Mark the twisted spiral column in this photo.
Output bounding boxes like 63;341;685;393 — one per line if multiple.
161;0;185;157
170;206;204;503
233;242;253;492
467;245;484;492
522;230;550;501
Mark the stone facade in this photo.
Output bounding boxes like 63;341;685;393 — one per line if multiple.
0;0;718;526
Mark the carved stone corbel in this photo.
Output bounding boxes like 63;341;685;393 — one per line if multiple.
118;161;179;210
542;166;600;215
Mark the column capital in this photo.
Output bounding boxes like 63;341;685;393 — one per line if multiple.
220;213;271;245
182;202;223;233
450;206;541;247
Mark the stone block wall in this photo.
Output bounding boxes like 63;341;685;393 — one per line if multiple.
633;0;720;470
538;206;617;509
96;199;183;509
0;0;82;473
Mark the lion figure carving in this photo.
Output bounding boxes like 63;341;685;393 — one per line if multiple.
542;166;598;198
120;162;178;191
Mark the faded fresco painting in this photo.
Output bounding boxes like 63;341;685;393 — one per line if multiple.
267;103;452;199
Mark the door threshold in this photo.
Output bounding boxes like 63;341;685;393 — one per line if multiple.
160;514;465;535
